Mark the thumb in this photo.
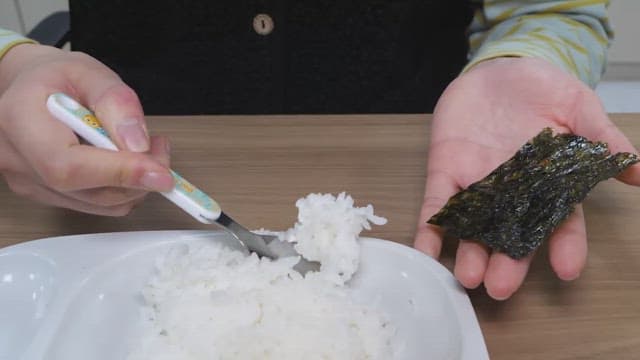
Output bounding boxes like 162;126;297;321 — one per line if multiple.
65;56;149;152
573;89;640;186
414;170;460;258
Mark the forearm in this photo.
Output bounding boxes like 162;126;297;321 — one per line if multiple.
467;0;612;87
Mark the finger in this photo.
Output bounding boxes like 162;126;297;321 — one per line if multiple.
1;121;164;200
414;170;459;258
548;205;587;281
63;137;170;205
1;82;172;195
53;137;170;207
2;98;173;192
67;187;148;207
454;240;490;289
483;252;534;301
32;145;174;192
4;174;139;216
52;187;144;216
572;91;640;186
0;135;30;177
64;55;149;152
3;140;151;207
148;135;171;168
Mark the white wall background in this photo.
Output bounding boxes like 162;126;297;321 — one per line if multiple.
608;0;640;64
0;0;66;34
0;1;24;34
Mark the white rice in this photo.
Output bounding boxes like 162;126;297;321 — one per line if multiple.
282;192;387;285
127;192;394;360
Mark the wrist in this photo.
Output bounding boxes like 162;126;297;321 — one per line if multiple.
0;43;48;92
464;56;523;74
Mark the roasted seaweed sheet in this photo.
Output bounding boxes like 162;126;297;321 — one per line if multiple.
428;128;638;259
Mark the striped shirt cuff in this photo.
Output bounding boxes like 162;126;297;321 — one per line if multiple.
465;1;611;88
0;30;36;61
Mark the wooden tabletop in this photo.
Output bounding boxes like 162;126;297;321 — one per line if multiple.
1;114;639;359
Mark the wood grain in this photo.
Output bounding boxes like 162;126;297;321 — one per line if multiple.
1;114;639;359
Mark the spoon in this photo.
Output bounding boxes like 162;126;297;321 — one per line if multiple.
46;93;319;274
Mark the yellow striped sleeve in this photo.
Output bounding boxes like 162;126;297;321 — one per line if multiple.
466;1;613;88
0;29;36;62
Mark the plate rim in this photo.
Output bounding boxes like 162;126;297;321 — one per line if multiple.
1;230;488;360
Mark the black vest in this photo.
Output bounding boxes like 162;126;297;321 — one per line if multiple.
70;1;473;114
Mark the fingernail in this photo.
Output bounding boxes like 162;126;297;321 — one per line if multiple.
117;119;149;152
140;171;174;191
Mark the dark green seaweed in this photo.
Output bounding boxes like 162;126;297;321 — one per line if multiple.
428;128;638;259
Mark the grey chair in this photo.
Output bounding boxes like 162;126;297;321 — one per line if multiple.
27;11;70;48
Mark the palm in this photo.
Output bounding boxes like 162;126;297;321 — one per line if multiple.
415;57;640;300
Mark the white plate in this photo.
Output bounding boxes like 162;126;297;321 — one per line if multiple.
0;231;488;360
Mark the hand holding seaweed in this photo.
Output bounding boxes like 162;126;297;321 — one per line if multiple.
428;128;637;258
414;57;640;300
